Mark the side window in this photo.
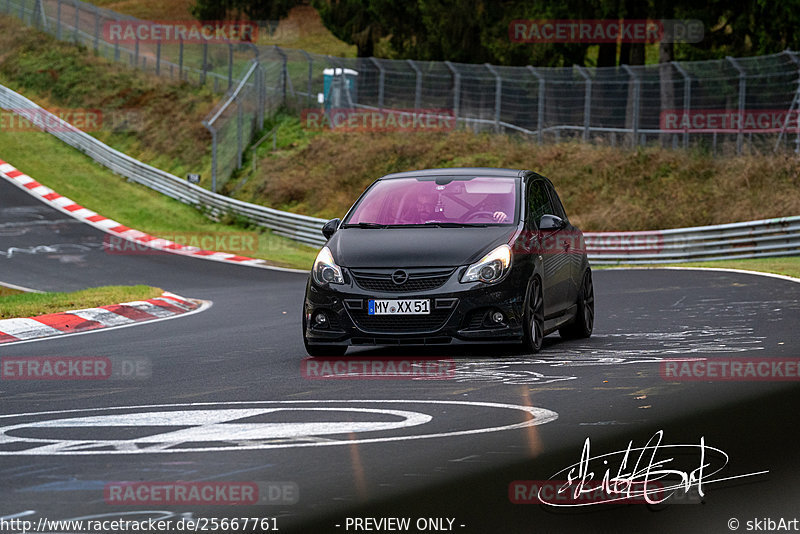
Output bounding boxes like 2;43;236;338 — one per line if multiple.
545;182;569;222
526;180;552;227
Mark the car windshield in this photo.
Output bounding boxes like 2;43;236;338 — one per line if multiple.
344;176;517;226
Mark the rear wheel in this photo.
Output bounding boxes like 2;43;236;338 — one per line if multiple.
559;269;594;339
522;278;544;353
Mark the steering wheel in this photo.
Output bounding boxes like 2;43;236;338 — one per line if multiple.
466;210;498;221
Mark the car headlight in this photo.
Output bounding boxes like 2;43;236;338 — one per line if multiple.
461;244;512;284
312;246;344;285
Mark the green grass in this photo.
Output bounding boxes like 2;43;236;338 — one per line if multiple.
231;115;800;231
0;127;319;269
0;285;163;319
597;256;800;279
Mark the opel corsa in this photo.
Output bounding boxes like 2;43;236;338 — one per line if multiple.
303;168;594;356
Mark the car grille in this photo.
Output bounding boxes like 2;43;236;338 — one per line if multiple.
350;268;454;293
348;308;454;333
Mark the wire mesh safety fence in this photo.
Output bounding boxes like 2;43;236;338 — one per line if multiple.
3;0;800;192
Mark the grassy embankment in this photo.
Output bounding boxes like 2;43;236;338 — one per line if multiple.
0;285;163;319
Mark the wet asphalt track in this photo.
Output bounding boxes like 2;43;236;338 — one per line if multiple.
1;177;800;534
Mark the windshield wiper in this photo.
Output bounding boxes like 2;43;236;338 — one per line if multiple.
341;222;387;229
419;222;489;228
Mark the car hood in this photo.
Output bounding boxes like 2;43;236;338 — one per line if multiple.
328;227;517;268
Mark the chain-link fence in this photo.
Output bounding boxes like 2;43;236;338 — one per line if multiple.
4;0;800;192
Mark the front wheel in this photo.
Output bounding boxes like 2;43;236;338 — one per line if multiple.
522;277;544;353
559;268;594;339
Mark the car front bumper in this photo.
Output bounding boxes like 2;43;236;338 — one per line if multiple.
303;267;528;347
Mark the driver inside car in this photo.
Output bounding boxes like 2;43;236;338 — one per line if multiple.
474;194;508;223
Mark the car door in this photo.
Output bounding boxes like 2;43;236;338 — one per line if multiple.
526;179;571;317
545;180;580;308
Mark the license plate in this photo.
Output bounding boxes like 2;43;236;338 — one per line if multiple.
368;299;430;315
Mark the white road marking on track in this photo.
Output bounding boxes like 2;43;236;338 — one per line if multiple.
606;266;800;284
0;400;558;455
0;279;44;293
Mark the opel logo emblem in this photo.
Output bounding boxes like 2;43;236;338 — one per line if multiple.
391;270;409;285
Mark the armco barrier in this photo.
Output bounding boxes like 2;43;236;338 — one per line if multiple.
585;216;800;264
1;83;798;262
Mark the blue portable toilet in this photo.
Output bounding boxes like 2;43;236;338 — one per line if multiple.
321;68;358;109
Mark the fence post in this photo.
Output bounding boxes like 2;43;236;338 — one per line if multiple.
672;61;692;149
445;61;460;123
93;7;100;52
300;50;313;107
370;57;384;110
114;39;119;61
794;51;800;154
72;0;78;43
237;99;244;169
485;63;502;133
527;66;544;144
576;66;592;141
156;41;161;76
179;37;184;80
56;0;61;39
622;64;641;147
201;40;208;86
255;61;265;129
204;122;218;193
275;45;287;106
407;59;422;110
773;50;800;153
33;0;47;30
726;56;746;155
134;36;139;68
227;43;234;90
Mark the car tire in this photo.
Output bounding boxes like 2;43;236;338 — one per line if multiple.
303;310;348;357
559;268;594;339
522;277;544;353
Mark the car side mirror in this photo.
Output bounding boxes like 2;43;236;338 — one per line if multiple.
539;214;566;231
322;218;340;239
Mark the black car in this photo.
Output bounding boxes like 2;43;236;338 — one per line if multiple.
302;168;593;356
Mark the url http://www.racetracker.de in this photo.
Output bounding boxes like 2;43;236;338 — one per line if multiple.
0;516;280;533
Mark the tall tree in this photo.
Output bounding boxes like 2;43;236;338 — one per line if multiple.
192;0;301;22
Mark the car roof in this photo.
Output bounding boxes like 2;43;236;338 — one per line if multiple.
379;167;530;180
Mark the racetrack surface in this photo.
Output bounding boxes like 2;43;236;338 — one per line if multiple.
2;177;800;533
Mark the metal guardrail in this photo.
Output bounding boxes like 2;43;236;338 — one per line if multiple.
1;83;798;261
585;216;800;264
